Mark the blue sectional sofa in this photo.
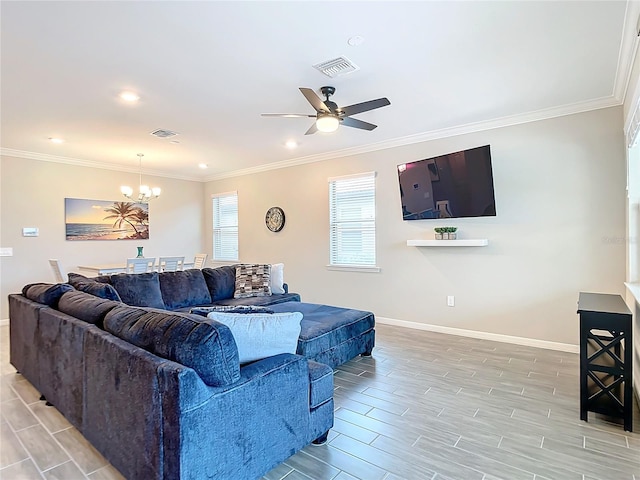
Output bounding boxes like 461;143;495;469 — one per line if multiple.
9;265;375;480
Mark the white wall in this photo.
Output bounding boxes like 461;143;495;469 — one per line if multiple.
205;107;626;346
0;155;205;318
0;107;626;346
623;37;640;402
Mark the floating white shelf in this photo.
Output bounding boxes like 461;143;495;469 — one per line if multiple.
407;239;489;247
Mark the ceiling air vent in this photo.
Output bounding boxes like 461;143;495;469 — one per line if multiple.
313;56;359;78
150;129;179;138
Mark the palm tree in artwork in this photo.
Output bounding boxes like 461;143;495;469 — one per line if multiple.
132;207;149;227
131;207;150;238
103;202;141;235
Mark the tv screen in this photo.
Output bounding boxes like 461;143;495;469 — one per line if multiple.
398;145;496;220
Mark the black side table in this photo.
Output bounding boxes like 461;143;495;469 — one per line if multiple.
577;292;633;431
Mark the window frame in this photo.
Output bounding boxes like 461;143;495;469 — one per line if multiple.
211;191;239;262
327;171;380;272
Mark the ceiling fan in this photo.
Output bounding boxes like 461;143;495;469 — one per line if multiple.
261;86;391;135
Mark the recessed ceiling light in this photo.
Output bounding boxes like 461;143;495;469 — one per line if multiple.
285;140;298;149
347;35;364;46
48;137;64;144
198;163;209;169
119;91;140;102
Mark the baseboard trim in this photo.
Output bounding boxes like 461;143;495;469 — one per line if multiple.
376;317;580;354
0;319;8;327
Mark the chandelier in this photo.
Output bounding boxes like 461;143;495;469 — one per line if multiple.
120;153;161;201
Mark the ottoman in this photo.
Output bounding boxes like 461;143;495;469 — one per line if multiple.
270;302;375;369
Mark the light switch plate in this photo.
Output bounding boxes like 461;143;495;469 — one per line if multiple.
0;247;13;256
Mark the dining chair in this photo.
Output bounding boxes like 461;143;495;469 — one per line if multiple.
49;259;65;283
193;253;208;269
158;256;185;272
125;257;156;274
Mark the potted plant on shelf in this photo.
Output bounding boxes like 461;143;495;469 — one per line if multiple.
447;227;458;240
434;227;444;240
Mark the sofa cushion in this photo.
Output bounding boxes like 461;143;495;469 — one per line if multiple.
104;305;240;387
202;265;236;301
308;360;334;409
270;263;285;294
234;264;271;298
68;272;112;287
75;281;122;302
270;302;375;359
158;269;212;310
110;272;165;309
68;272;92;287
22;283;74;307
57;290;121;327
207;311;302;364
67;273;120;301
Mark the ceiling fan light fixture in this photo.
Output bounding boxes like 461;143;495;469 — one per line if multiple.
119;91;140;102
316;115;339;133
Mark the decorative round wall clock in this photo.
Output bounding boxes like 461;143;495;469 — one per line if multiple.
265;206;285;232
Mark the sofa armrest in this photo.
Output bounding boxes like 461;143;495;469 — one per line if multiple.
166;353;315;479
238;352;303;381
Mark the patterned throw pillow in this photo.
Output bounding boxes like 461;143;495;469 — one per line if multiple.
190;305;274;317
233;264;272;298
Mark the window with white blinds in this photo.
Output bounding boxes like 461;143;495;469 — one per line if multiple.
329;172;377;268
212;191;238;261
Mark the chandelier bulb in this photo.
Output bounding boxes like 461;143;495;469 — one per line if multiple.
120;153;161;201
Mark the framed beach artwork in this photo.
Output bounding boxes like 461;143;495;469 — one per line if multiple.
65;198;149;241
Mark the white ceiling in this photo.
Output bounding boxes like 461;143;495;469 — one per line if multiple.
1;1;637;181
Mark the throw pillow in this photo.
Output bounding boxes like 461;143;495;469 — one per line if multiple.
207;311;302;364
158;269;212;310
190;305;274;317
234;264;271;298
22;283;74;307
110;272;165;309
202;265;236;301
67;272;93;288
75;281;122;302
270;263;285;294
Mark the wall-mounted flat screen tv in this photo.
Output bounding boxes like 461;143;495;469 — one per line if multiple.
398;145;496;220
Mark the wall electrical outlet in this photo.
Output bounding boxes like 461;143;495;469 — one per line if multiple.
447;295;455;307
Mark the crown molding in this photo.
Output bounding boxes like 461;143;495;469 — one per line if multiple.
1;96;623;184
203;95;621;181
614;0;640;103
0;148;203;182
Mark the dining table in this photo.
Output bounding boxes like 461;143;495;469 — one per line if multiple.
77;262;194;276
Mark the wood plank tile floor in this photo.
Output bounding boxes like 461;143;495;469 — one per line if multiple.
1;323;639;479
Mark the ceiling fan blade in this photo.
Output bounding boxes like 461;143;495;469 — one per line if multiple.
299;87;331;113
261;113;316;118
341;117;377;131
340;98;390;117
305;122;318;135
